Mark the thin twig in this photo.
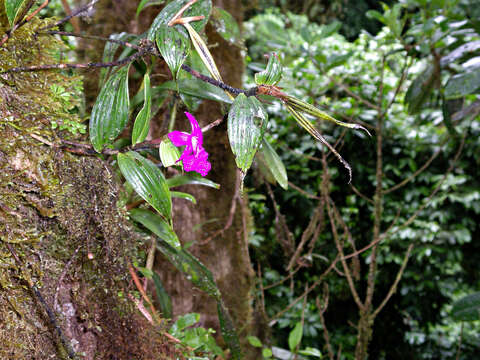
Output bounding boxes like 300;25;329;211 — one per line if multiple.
39;0;99;31
1;50;143;74
41;30;142;51
316;286;335;360
384;138;446;194
372;243;414;318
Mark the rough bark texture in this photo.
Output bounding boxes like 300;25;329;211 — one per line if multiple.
74;0;258;358
0;15;171;360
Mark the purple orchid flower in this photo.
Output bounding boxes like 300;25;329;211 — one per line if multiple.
168;112;211;177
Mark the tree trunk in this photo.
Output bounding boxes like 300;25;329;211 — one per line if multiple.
0;14;171;359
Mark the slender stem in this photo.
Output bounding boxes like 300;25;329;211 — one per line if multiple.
372;244;414;318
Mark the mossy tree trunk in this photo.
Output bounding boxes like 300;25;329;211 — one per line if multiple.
0;14;171;360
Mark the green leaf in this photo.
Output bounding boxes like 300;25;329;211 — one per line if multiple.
247;336;263;348
262;348;273;358
288;322;303;352
299;347;322;357
152;272;173;319
445;67;480;99
171;191;196;204
166;174;220;189
118;151;171;220
159;138;181;167
170;313;200;335
451;292;480;321
132;74;152;145
156;25;190;79
159;78;233;104
90;65;130;152
255;53;283;86
129;208;180;249
5;0;27;25
211;7;241;47
405;64;437;114
259;139;288;190
136;0;164;17
147;0;212;41
228;94;268;174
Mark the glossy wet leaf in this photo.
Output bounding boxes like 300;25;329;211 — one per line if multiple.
445;67;480;99
228;94;268;174
90;65;130;152
147;0;212;41
166;174;220;189
451;292;480;321
5;0;27;25
129;208;179;248
156;25;190;79
152;272;172;319
260;139;288;189
132;74;152;145
255;52;283;86
118;151;171;220
171;191;196;204
299;347;322;357
159;138;181;167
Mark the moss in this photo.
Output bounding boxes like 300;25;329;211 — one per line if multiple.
0;14;170;359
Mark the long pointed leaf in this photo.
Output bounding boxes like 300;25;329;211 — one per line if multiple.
132;74;152;145
129;208;179;248
90;65;130;152
118;151;172;219
260;139;288;189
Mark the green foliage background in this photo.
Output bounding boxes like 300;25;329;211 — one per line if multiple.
244;1;480;358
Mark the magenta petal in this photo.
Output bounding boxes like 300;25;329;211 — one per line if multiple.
168;131;190;146
184;111;203;143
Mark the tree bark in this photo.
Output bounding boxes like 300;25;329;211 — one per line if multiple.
0;14;170;359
